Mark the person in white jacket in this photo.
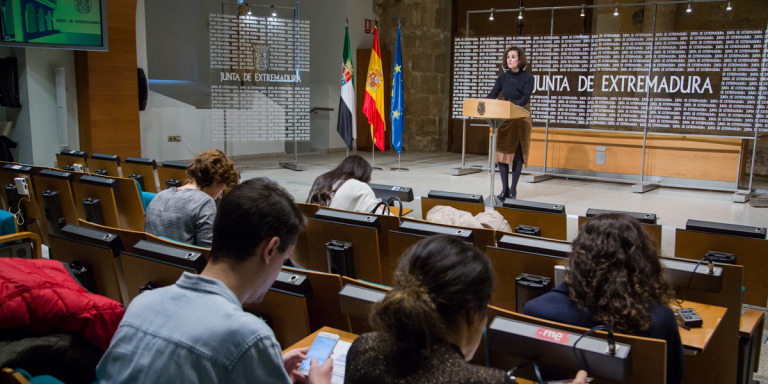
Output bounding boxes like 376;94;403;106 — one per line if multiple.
307;155;382;213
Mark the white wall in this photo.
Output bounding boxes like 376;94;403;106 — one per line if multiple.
23;48;80;167
0;47;79;166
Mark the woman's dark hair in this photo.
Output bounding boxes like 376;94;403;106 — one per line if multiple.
502;46;528;71
370;235;495;360
186;148;239;189
211;178;306;262
306;155;372;206
566;213;675;334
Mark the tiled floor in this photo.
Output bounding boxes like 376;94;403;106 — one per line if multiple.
239;149;768;382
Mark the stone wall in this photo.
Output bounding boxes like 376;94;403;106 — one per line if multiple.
373;0;452;151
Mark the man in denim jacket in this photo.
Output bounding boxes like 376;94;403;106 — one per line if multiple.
97;178;332;384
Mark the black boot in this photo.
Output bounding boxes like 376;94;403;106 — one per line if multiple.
498;162;510;201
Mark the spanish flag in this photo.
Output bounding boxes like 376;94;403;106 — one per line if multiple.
362;26;386;152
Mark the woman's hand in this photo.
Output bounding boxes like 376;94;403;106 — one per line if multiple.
570;370;589;384
308;357;334;384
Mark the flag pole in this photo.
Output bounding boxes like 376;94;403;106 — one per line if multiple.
371;129;382;170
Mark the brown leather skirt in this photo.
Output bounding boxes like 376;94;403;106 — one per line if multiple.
495;114;533;165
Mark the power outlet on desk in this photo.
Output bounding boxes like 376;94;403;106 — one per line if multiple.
168;136;181;142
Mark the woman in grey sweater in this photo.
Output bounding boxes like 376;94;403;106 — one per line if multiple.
144;149;239;247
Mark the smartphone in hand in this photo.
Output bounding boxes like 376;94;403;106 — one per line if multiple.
297;332;340;376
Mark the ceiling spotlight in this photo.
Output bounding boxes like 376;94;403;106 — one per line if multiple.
518;10;523;20
580;5;585;17
686;1;692;13
726;1;732;10
489;8;495;21
613;7;619;16
271;5;277;17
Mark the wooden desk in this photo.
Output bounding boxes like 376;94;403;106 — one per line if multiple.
671;300;727;352
284;326;358;352
389;206;412;216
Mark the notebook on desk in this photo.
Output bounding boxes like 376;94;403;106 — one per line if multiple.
331;340;352;384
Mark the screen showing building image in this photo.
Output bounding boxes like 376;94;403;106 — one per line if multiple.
0;0;104;48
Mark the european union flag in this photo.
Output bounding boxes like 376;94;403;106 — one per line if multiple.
391;24;404;154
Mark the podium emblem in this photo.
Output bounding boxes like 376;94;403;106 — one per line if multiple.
477;101;486;116
596;146;607;165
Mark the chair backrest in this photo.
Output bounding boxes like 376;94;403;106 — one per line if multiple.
243;289;311;349
486;306;668;384
108;177;146;231
485;245;567;313
384;217;496;287
146;233;211;260
32;173;79;232
71;178;121;228
421;197;485;219
157;163;189;191
0;166;49;244
294;202;321;268
48;235;127;304
494;206;567;240
341;276;390;334
578;216;662;252
283;266;350;333
86;156;121;178
0;166;45;219
119;250;197;305
306;216;382;284
674;229;767;306
665;257;743;384
55;153;86;170
121;158;159;193
77;219;147;253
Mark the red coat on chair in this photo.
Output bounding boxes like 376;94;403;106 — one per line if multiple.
0;258;124;350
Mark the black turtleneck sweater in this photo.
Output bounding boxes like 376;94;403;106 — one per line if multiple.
486;70;534;107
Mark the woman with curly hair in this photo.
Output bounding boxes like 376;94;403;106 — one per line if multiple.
144;149;239;247
523;213;683;384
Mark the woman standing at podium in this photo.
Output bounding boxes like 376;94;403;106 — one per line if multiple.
486;46;534;201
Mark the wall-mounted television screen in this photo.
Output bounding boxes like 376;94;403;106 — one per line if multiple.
0;0;108;51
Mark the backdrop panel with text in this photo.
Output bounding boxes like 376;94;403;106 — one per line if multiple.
209;14;310;142
452;29;768;136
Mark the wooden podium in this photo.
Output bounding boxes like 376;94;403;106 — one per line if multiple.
462;99;531;206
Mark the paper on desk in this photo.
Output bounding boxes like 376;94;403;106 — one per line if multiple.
330;340;352;384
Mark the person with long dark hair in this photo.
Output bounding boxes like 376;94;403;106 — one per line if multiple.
306;155;380;213
344;235;588;384
524;213;684;384
487;46;534;201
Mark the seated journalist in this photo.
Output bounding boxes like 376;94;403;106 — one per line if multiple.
344;235;588;384
144;148;239;247
97;178;333;384
524;213;684;384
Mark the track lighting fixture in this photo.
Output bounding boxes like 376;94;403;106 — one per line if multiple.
489;8;494;21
